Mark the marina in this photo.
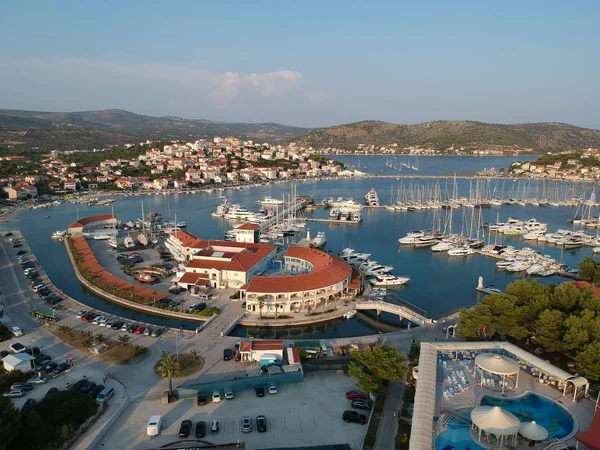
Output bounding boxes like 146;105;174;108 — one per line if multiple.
3;155;598;338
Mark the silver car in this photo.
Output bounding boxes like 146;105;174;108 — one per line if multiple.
241;417;252;433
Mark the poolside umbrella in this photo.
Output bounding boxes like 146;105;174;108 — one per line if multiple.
519;421;548;441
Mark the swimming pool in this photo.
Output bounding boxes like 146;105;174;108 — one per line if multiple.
481;393;575;439
435;415;485;450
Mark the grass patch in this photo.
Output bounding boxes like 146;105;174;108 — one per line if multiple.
154;353;204;378
53;327;148;365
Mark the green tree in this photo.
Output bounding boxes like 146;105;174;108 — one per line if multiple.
485;294;528;339
562;315;590;354
189;349;200;360
575;341;600;381
348;345;407;395
0;396;21;449
157;351;180;398
550;283;580;311
117;335;131;346
172;168;185;179
257;296;266;318
579;257;596;282
458;304;494;339
533;309;564;352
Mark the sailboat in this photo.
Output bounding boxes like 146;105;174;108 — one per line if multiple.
137;201;149;246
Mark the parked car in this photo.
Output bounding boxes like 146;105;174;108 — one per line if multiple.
0;350;9;358
34;355;51;366
26;376;48;385
76;310;88;319
345;390;369;400
144;327;152;336
169;287;181;294
197;394;208;406
41;362;58;374
4;232;13;236
104;319;115;328
121;322;130;332
92;315;105;325
268;384;278;395
241;417;252;433
210;420;219;434
3;390;24;398
135;326;145;335
342;410;368;424
127;323;137;333
82;312;94;321
255;387;265;398
256;415;267;433
37;288;51;297
80;381;96;394
178;420;192;438
151;328;163;337
212;391;221;403
112;321;124;330
11;383;33;391
12;243;22;248
9;343;27;353
223;348;233;361
11;326;23;337
351;399;373;411
52;362;70;377
70;379;88;392
90;384;105;398
32;284;45;293
16;251;27;256
225;388;234;400
25;346;40;356
195;421;206;438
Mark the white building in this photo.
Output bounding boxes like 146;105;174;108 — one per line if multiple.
2;353;35;372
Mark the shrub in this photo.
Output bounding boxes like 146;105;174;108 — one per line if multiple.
0;323;12;341
403;385;415;403
364;431;376;447
198;307;219;317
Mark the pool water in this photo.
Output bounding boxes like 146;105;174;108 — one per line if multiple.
435;393;575;449
435;416;485;450
481;393;575;439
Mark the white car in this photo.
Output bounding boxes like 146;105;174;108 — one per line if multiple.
11;326;23;337
212;391;221;403
76;310;88;319
98;317;109;327
26;376;48;385
225;388;234;400
268;384;278;395
92;315;105;325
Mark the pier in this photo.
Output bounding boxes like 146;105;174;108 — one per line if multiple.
305;218;361;224
258;199;306;232
356;299;431;326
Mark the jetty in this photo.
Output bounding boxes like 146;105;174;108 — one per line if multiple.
356;299;431;326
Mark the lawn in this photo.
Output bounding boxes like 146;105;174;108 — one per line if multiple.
154;353;204;378
53;326;148;365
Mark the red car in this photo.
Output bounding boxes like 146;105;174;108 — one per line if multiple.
345;391;368;400
135;326;145;334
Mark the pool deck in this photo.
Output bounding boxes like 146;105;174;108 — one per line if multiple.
440;367;596;449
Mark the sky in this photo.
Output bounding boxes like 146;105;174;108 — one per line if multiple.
0;1;599;128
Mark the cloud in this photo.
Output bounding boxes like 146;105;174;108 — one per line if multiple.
307;90;335;102
0;58;303;106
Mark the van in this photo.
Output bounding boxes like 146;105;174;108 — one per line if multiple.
147;415;162;436
32;284;45;293
96;386;114;404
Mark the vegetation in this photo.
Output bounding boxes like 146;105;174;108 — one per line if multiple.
156;351;180;398
458;277;600;381
197;307;220;317
0;323;12;342
0;367;28;396
348;345;408;395
396;418;412;450
291;120;600;153
0;390;98;450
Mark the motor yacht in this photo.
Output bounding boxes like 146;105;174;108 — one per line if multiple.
93;234;112;240
51;230;67;239
364;188;380;206
311;231;327;248
343;310;357;319
506;261;532;272
431;241;455;252
325;197;364;210
124;237;135;248
447;246;474;256
370;274;410;286
108;236;118;248
258;196;285;206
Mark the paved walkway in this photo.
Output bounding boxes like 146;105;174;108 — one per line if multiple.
374;381;405;450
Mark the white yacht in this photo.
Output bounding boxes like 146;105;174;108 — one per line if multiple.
431;241;455;252
93;234;111;240
225;206;257;221
506;261;532;272
343;252;371;263
325;197;364;210
343;310;357;319
258;196;285;206
211;198;230;217
108;236;118;248
447;246;474;256
364;188;380;206
124;237;135;248
51;230;67;239
370;274;410;286
398;231;424;245
311;231;327;248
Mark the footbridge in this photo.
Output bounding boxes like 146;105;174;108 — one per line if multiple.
355;299;432;326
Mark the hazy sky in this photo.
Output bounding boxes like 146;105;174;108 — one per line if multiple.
1;1;599;128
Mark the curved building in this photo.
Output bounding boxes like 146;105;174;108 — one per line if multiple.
243;246;354;316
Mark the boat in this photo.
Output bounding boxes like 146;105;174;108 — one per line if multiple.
447;246;474;257
258;196;285;206
311;231;327;248
431;241;455;252
364;188;380;206
51;230;67;239
124;237;135;248
476;285;502;295
108;236;118;248
370;274;410;286
324;197;364;210
343;310;357;319
136;273;156;283
593;247;600;254
93;234;111;240
212;198;230;217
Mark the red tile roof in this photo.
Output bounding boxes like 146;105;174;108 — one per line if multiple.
186;259;231;271
69;214;116;230
237;222;260;231
178;272;209;285
245;246;352;294
252;340;284;351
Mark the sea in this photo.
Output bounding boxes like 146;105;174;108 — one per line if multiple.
3;155;598;338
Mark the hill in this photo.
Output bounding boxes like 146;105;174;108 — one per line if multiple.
0;109;308;149
290;120;600;153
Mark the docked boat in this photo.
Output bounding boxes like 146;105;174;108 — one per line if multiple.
325;197;364;210
258;196;285;206
51;230;67;239
447;246;474;257
343;310;357;319
311;231;327;248
108;236;118;248
124;237;135;248
476;285;502;295
225;206;257;221
364;188;380;206
93;234;112;240
370;274;410;286
431;241;455;252
212;198;230;218
414;236;439;247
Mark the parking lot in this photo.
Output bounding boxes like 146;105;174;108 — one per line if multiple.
95;372;368;450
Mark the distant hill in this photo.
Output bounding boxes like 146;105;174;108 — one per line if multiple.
290;120;600;153
0;108;308;149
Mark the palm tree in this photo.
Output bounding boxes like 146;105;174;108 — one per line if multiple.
274;302;281;319
58;325;72;334
95;333;105;344
157;351;180;399
257;296;266;318
117;335;131;346
189;349;200;360
318;298;326;313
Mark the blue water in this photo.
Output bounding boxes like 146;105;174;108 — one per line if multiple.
2;155;596;336
481;393;575;439
435;416;485;450
435;393;575;449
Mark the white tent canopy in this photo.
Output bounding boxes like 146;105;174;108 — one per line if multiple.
475;353;519;376
471;406;520;436
519;421;548;441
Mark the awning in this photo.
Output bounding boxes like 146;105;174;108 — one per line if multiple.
475;353;519;376
519;421;548;441
471;406;520;436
